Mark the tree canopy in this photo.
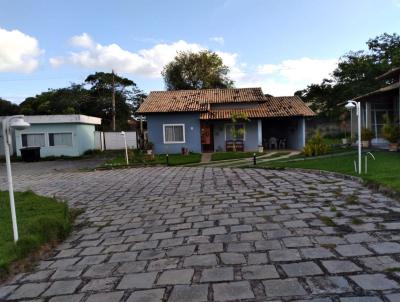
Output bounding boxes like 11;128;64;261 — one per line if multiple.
162;50;234;90
296;32;400;119
17;72;146;131
0;98;20;116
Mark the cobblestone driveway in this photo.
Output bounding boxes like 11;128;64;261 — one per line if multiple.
1;166;400;301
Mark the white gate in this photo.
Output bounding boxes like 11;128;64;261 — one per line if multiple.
103;131;137;150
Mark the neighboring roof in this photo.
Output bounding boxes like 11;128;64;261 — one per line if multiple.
137;88;315;119
376;67;400;81
200;96;315;120
353;82;400;102
137;88;265;113
22;114;102;125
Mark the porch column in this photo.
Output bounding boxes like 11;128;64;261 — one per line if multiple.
257;120;262;146
301;117;306;147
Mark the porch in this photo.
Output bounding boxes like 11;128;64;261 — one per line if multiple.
352;82;400;149
200;117;306;153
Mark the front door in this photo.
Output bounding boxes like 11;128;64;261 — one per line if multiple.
201;124;214;152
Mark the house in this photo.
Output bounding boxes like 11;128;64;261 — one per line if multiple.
351;67;400;148
0;114;101;158
137;88;315;154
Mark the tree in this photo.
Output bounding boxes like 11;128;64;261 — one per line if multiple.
0;98;20;115
84;72;146;130
18;72;146;131
296;33;400;120
162;50;234;90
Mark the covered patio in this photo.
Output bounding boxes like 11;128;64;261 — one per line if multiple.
352;67;400;148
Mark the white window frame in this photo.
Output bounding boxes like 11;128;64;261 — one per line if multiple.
21;133;46;147
163;123;186;144
224;123;246;141
48;132;74;148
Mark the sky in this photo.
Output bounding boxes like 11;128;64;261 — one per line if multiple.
1;0;400;104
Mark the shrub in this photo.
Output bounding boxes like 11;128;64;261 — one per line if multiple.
382;115;400;143
304;132;329;157
361;128;373;141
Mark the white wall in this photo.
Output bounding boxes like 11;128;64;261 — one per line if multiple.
103;131;137;150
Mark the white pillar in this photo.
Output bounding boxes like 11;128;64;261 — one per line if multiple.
302;117;306;148
257;120;262;146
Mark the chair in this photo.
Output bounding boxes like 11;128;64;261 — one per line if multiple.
269;137;278;149
279;138;287;149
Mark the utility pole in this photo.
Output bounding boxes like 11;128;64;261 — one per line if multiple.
112;69;116;131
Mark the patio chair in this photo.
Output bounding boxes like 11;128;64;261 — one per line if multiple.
269;137;278;149
279;138;287;149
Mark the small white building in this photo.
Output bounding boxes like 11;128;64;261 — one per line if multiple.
1;115;101;158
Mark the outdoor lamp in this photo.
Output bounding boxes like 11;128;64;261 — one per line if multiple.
345;101;356;110
2;115;30;242
9;118;30;130
120;131;129;165
344;100;362;174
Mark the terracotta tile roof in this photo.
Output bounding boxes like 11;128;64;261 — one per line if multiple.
137;88;315;119
137;88;265;113
200;96;315;120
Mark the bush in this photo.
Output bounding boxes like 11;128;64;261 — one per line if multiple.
361;128;373;141
382;115;400;143
304;132;329;157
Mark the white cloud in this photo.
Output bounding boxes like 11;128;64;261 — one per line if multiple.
0;27;43;73
50;34;239;79
70;32;94;48
210;36;224;45
50;33;337;95
251;57;337;95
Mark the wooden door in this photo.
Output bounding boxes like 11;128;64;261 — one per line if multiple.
201;124;213;152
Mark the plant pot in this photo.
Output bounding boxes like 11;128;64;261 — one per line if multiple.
258;146;264;153
147;149;153;155
388;143;399;152
361;141;370;148
342;138;348;144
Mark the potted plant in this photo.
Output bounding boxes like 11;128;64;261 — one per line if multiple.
382;115;399;152
361;128;373;148
145;141;154;155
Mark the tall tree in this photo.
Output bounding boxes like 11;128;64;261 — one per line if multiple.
18;72;145;131
84;72;146;130
296;33;400;119
0;98;20;115
162;50;234;90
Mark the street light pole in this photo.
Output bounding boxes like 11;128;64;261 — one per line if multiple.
345;100;362;174
2;115;30;242
120;131;129;165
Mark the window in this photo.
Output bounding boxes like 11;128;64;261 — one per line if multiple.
163;124;185;143
49;133;73;147
225;123;245;141
21;133;45;147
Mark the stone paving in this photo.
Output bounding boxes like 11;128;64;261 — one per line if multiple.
1;165;400;301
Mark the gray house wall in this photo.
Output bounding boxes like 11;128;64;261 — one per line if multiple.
147;113;201;154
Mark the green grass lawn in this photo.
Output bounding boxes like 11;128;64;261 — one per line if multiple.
0;191;76;279
259;151;400;192
211;151;262;161
103;150;201;167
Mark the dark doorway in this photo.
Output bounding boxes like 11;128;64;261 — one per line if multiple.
201;124;214;152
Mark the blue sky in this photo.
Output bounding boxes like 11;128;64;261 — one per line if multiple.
1;0;400;104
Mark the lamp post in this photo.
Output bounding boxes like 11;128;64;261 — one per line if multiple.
120;131;129;165
2;115;30;242
345;100;361;174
